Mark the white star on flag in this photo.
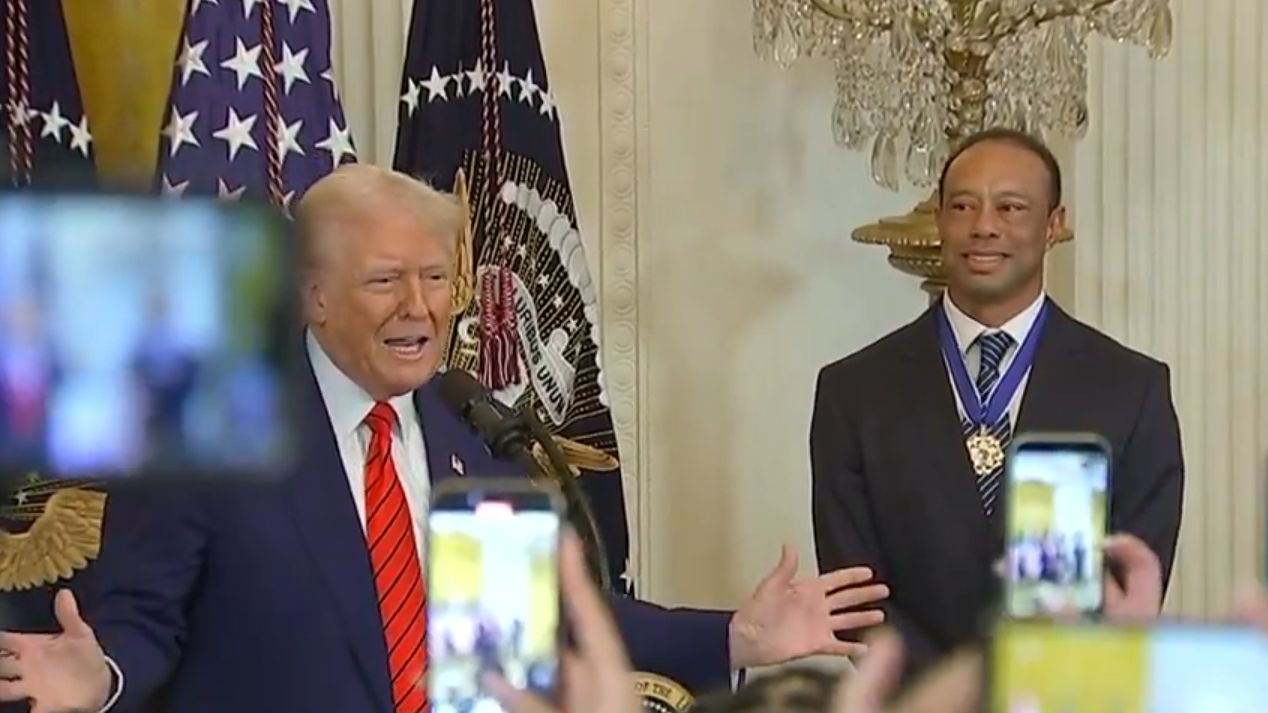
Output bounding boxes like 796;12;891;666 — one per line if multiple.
177;39;211;86
421;67;450;102
519;69;539;105
496;62;515;99
241;0;264;19
221;38;264;90
161;174;190;197
539;90;556;120
315;118;355;170
37;102;70;142
163;108;200;157
465;60;487;94
212;107;259;161
275;42;311;94
67;116;92;157
278;0;317;23
189;0;218;15
275;118;306;164
217;179;247;201
400;78;421;117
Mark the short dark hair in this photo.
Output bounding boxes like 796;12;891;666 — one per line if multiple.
688;667;838;713
937;127;1063;210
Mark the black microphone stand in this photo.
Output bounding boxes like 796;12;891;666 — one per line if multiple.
494;403;614;594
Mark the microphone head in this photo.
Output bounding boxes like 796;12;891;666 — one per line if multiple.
436;369;488;418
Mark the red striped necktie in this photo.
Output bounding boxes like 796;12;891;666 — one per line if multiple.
364;402;428;713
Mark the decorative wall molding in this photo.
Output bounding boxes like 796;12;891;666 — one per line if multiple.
597;0;648;588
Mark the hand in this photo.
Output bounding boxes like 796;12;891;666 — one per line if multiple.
728;545;888;669
485;530;638;713
0;590;113;713
833;629;980;713
1102;533;1163;621
1232;585;1268;634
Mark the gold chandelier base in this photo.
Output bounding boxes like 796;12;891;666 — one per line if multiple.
851;190;1074;303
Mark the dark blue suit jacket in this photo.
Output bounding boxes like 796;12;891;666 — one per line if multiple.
86;368;732;713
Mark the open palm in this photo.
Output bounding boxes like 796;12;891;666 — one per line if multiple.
0;590;113;713
729;545;889;668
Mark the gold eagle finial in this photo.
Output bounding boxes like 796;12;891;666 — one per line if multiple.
451;167;477;315
530;435;620;479
0;474;106;591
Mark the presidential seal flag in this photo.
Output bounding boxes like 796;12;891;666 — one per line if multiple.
1;0;94;187
155;0;356;208
394;0;631;594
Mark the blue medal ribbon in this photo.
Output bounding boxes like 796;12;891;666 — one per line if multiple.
936;300;1049;429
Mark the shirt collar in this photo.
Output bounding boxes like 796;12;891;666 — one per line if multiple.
306;329;418;441
942;291;1047;356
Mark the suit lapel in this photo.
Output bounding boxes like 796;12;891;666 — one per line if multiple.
416;381;475;485
414;380;524;485
896;307;993;562
284;363;393;712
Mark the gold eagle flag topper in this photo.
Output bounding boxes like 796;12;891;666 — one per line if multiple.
0;473;106;591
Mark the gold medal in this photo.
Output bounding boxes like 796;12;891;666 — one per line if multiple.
965;428;1005;477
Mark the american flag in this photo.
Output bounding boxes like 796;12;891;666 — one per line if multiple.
156;0;356;210
394;0;633;595
1;0;95;188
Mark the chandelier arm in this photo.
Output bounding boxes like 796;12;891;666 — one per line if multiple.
808;0;893;32
989;0;1120;40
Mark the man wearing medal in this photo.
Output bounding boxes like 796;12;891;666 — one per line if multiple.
809;128;1184;681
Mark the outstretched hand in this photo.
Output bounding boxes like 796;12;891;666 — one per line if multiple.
728;545;888;668
0;590;113;713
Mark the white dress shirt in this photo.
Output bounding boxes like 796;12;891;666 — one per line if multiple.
941;292;1047;425
307;330;431;557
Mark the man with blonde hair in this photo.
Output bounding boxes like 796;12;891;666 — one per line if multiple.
0;165;889;713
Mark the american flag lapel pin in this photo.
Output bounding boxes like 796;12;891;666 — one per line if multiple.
451;454;465;477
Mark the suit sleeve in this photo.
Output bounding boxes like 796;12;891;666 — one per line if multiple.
809;368;941;676
607;596;733;696
1113;363;1185;591
82;485;212;713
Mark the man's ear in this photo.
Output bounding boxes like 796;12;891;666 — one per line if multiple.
302;276;326;327
1045;205;1067;251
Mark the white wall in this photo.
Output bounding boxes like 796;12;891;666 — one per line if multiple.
629;1;925;604
1070;0;1268;619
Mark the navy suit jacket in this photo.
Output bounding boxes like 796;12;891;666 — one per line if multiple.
86;367;732;713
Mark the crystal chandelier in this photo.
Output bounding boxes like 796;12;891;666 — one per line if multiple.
753;0;1173;295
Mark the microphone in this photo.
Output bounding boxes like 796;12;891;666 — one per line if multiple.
436;370;613;592
436;369;531;459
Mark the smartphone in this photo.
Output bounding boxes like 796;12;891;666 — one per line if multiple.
0;192;298;484
427;478;563;713
1003;433;1111;618
990;618;1268;713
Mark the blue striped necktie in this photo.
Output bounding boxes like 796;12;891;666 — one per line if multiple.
962;330;1015;515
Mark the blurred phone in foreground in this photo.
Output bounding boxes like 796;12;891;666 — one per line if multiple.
0;192;298;484
991;619;1268;713
1004;433;1111;618
428;478;563;713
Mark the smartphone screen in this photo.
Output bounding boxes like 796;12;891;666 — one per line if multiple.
0;193;297;482
1004;436;1110;617
428;482;561;713
991;619;1268;713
